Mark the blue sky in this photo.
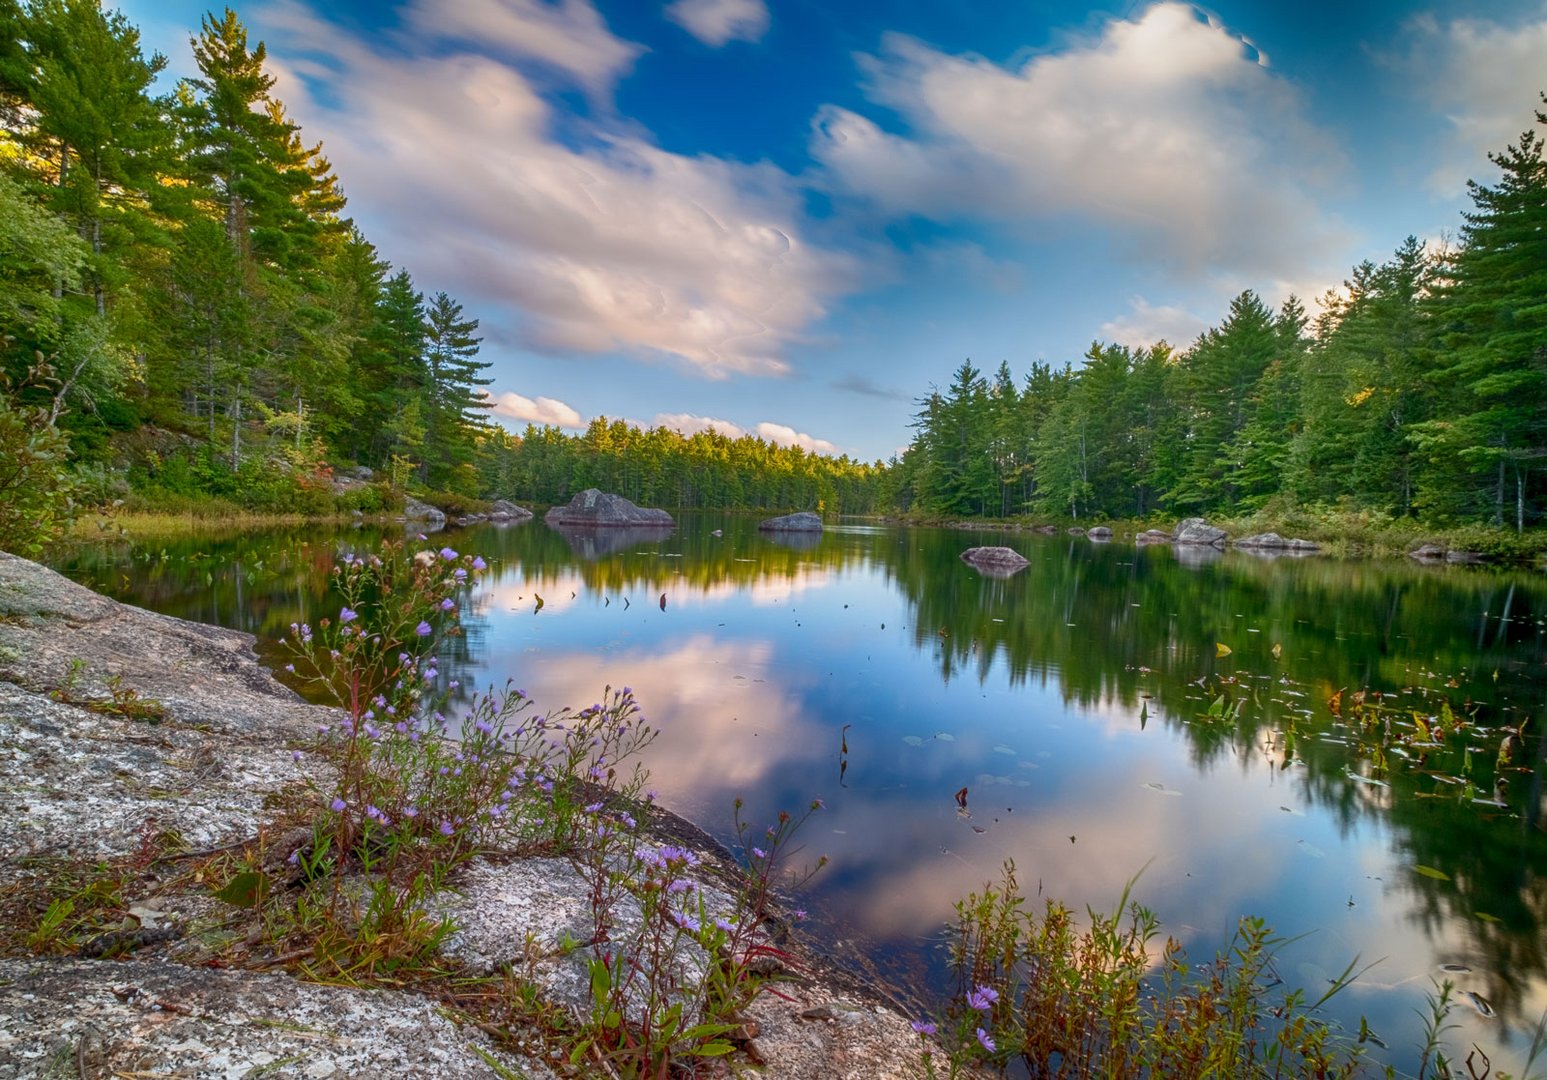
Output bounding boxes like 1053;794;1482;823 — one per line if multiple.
119;0;1547;461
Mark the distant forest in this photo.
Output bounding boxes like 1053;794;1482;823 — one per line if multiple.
1;1;1543;531
895;105;1547;532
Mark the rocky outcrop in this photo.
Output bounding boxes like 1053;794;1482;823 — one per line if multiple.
543;489;674;528
961;546;1030;575
402;496;446;526
0;553;952;1079
488;499;533;522
1136;529;1173;545
1087;526;1113;541
1066;526;1086;536
1174;518;1228;546
1408;543;1488;564
1235;532;1321;554
759;511;823;532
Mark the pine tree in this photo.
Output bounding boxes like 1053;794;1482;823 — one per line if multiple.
1413;110;1547;531
422;291;491;489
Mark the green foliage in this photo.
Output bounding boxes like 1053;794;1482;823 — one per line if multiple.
915;861;1371;1079
0;377;75;556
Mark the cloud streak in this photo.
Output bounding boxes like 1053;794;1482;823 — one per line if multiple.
265;0;855;380
665;0;770;47
811;2;1351;279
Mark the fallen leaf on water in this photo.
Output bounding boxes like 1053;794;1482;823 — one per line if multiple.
1413;864;1451;881
659;593;667;611
1215;642;1232;658
1462;991;1496;1019
1298;840;1327;859
955;786;969;809
1271;643;1283;660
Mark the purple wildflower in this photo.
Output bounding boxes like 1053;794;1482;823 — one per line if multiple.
976;1028;996;1053
671;912;701;932
438;821;455;836
440;598;454;611
911;1020;937;1035
415;621;432;637
472;556;487;571
440;547;458;560
339;607;358;624
967;986;999;1011
330;797;347;812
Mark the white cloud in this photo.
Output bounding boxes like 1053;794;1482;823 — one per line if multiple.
665;0;770;47
489;391;586;428
651;412;749;438
754;422;840;455
1399;12;1547;195
403;0;643;99
264;2;855;380
1098;297;1210;350
810;2;1350;278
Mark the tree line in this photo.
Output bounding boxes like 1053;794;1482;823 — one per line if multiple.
894;101;1547;532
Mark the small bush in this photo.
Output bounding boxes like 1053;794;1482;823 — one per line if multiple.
0;388;75;557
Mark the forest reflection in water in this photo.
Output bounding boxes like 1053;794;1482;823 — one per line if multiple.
55;513;1547;1074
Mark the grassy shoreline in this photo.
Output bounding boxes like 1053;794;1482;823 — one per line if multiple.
880;507;1547;563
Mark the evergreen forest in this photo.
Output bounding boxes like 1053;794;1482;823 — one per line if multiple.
895;110;1547;534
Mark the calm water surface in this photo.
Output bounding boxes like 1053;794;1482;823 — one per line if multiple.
54;514;1547;1073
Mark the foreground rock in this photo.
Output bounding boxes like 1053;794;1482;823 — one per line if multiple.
0;553;949;1079
759;511;823;532
544;488;674;527
961;546;1030;575
1174;517;1228;546
0;958;553;1080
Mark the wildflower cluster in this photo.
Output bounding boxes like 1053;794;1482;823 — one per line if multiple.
276;541;658;973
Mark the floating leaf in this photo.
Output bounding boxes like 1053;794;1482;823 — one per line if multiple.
901;735;924;747
1476;912;1501;924
1413;865;1451;881
992;745;1016;756
1215;642;1232;658
1462;991;1496;1019
1298;840;1327;859
1271;643;1283;660
1143;782;1181;797
934;733;955;742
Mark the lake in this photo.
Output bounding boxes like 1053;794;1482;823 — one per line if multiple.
53;513;1547;1074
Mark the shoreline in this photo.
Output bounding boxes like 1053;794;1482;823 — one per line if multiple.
0;551;964;1079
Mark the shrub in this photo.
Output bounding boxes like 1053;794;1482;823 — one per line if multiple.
0;387;75;557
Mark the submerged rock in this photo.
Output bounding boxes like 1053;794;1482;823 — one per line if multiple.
1087;526;1113;540
961;546;1030;575
759;511;823;532
1135;529;1173;545
1409;543;1447;562
543;489;674;527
